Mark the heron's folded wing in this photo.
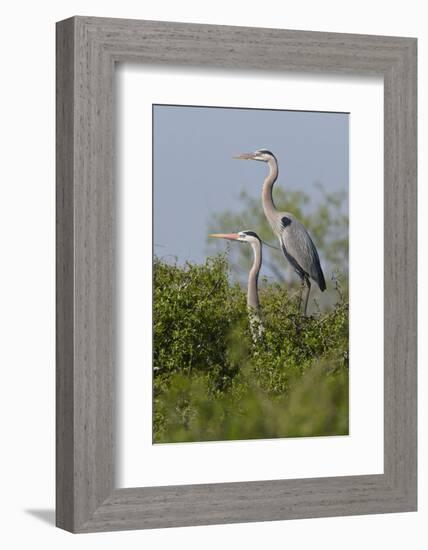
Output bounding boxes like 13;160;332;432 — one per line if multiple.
281;218;326;291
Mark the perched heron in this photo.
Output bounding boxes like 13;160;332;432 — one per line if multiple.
234;149;326;315
209;230;263;340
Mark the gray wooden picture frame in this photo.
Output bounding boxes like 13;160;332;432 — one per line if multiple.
56;16;417;533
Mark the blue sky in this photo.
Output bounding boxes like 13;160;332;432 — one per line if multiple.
153;104;348;265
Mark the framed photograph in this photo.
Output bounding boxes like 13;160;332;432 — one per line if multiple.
56;16;417;532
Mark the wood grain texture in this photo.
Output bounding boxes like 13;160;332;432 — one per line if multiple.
56;18;75;531
56;16;417;533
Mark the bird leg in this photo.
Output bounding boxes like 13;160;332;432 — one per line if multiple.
298;278;305;312
302;276;311;316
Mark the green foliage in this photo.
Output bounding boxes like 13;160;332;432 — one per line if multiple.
153;254;349;444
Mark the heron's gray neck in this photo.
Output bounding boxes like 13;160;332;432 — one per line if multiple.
247;241;262;310
262;157;279;221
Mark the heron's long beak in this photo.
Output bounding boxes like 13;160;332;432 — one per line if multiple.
209;233;239;241
232;152;255;160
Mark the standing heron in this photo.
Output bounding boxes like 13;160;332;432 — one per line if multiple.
234;149;326;315
209;230;263;340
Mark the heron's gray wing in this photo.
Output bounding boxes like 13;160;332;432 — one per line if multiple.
280;215;326;291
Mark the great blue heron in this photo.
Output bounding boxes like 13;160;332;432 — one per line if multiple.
209;230;263;340
234;149;326;315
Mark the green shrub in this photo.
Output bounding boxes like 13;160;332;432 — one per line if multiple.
153;254;348;443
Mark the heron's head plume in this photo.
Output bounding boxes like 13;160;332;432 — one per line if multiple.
233;149;276;162
237;230;262;244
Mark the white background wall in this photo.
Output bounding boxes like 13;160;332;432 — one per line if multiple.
0;1;424;548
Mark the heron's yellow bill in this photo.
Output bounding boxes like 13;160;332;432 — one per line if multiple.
209;233;239;241
232;153;254;160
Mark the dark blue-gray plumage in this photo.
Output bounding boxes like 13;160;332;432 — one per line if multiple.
234;149;326;315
